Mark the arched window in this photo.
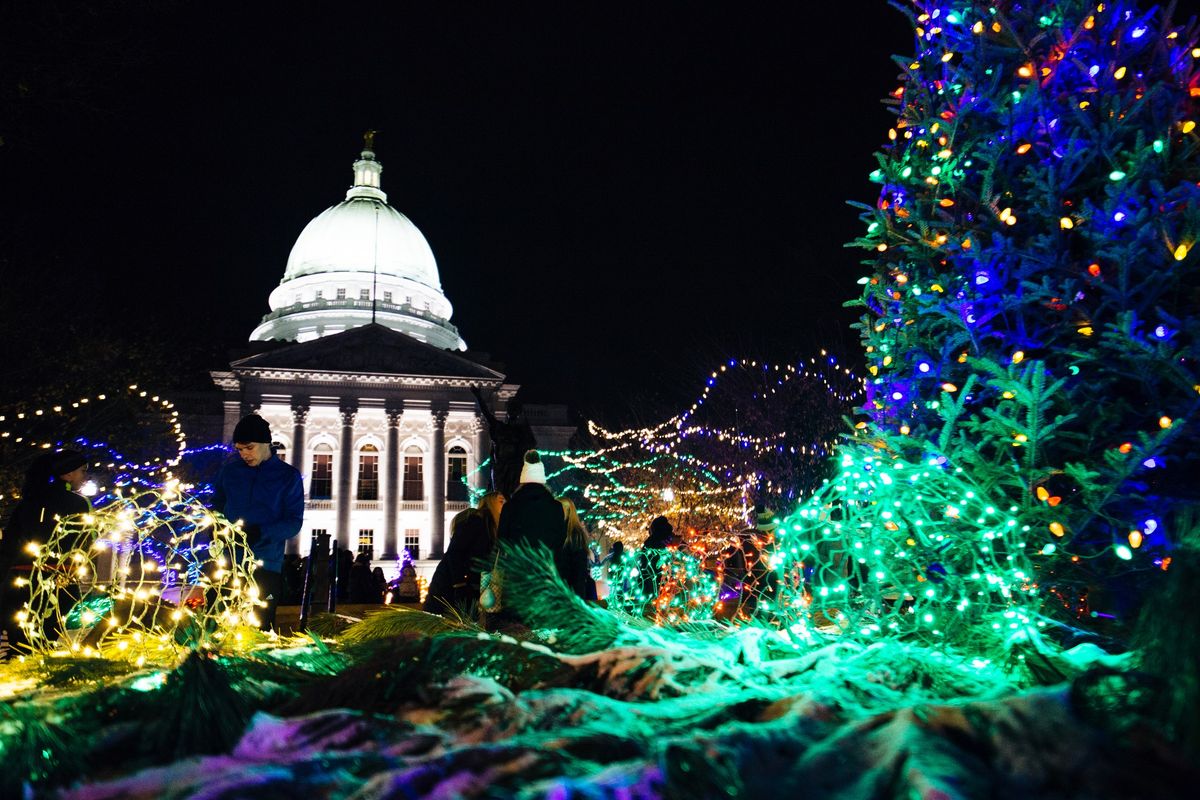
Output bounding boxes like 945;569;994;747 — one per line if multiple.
310;443;334;500
447;445;468;502
402;445;424;501
357;444;379;500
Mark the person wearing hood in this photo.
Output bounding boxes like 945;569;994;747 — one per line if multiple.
2;449;91;657
637;515;678;617
212;414;304;630
643;515;678;550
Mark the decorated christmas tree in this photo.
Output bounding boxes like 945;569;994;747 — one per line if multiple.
774;0;1200;664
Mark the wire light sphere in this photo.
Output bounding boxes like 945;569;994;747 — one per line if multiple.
605;548;722;624
771;450;1041;651
16;485;263;665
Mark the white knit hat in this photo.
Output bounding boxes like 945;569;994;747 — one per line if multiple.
519;450;546;484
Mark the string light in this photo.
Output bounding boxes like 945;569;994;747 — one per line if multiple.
1;384;189;502
15;487;262;664
605;548;722;624
805;0;1200;665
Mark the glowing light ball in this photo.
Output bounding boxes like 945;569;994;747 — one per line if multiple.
17;487;263;664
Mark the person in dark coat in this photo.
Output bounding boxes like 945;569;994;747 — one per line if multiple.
348;551;376;603
212;414;304;630
643;516;677;550
336;547;354;601
371;567;387;603
497;451;564;552
492;451;571;625
2;449;91;657
557;497;594;600
424;491;504;616
598;540;626;603
281;553;304;604
637;516;678;618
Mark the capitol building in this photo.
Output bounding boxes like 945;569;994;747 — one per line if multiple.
210;138;571;576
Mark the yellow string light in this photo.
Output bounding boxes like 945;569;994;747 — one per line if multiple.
16;488;263;664
0;384;187;473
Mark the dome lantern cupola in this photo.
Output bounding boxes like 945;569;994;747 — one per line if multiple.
250;134;467;350
348;130;386;201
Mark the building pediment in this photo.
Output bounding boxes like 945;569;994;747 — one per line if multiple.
231;323;504;382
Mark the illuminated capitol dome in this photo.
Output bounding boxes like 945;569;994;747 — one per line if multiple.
251;133;466;350
211;134;575;578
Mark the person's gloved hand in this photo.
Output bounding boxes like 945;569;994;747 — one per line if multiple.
242;523;263;548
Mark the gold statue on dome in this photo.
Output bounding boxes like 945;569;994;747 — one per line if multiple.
363;129;378;151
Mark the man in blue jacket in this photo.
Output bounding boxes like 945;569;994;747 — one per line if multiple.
212;414;304;630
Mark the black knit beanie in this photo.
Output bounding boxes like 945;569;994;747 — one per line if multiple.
47;449;87;477
232;414;272;444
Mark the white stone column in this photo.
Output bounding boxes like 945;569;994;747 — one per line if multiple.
384;404;403;558
286;401;310;556
429;409;448;558
336;402;357;549
290;400;310;468
473;416;491;493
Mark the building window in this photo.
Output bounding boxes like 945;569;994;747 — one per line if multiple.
447;445;468;502
358;529;374;557
404;295;412;305
403;446;424;501
336;288;346;300
404;529;420;560
357;444;379;500
359;288;370;300
384;291;393;303
310;445;333;499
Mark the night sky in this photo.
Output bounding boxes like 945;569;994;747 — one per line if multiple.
1;1;912;422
